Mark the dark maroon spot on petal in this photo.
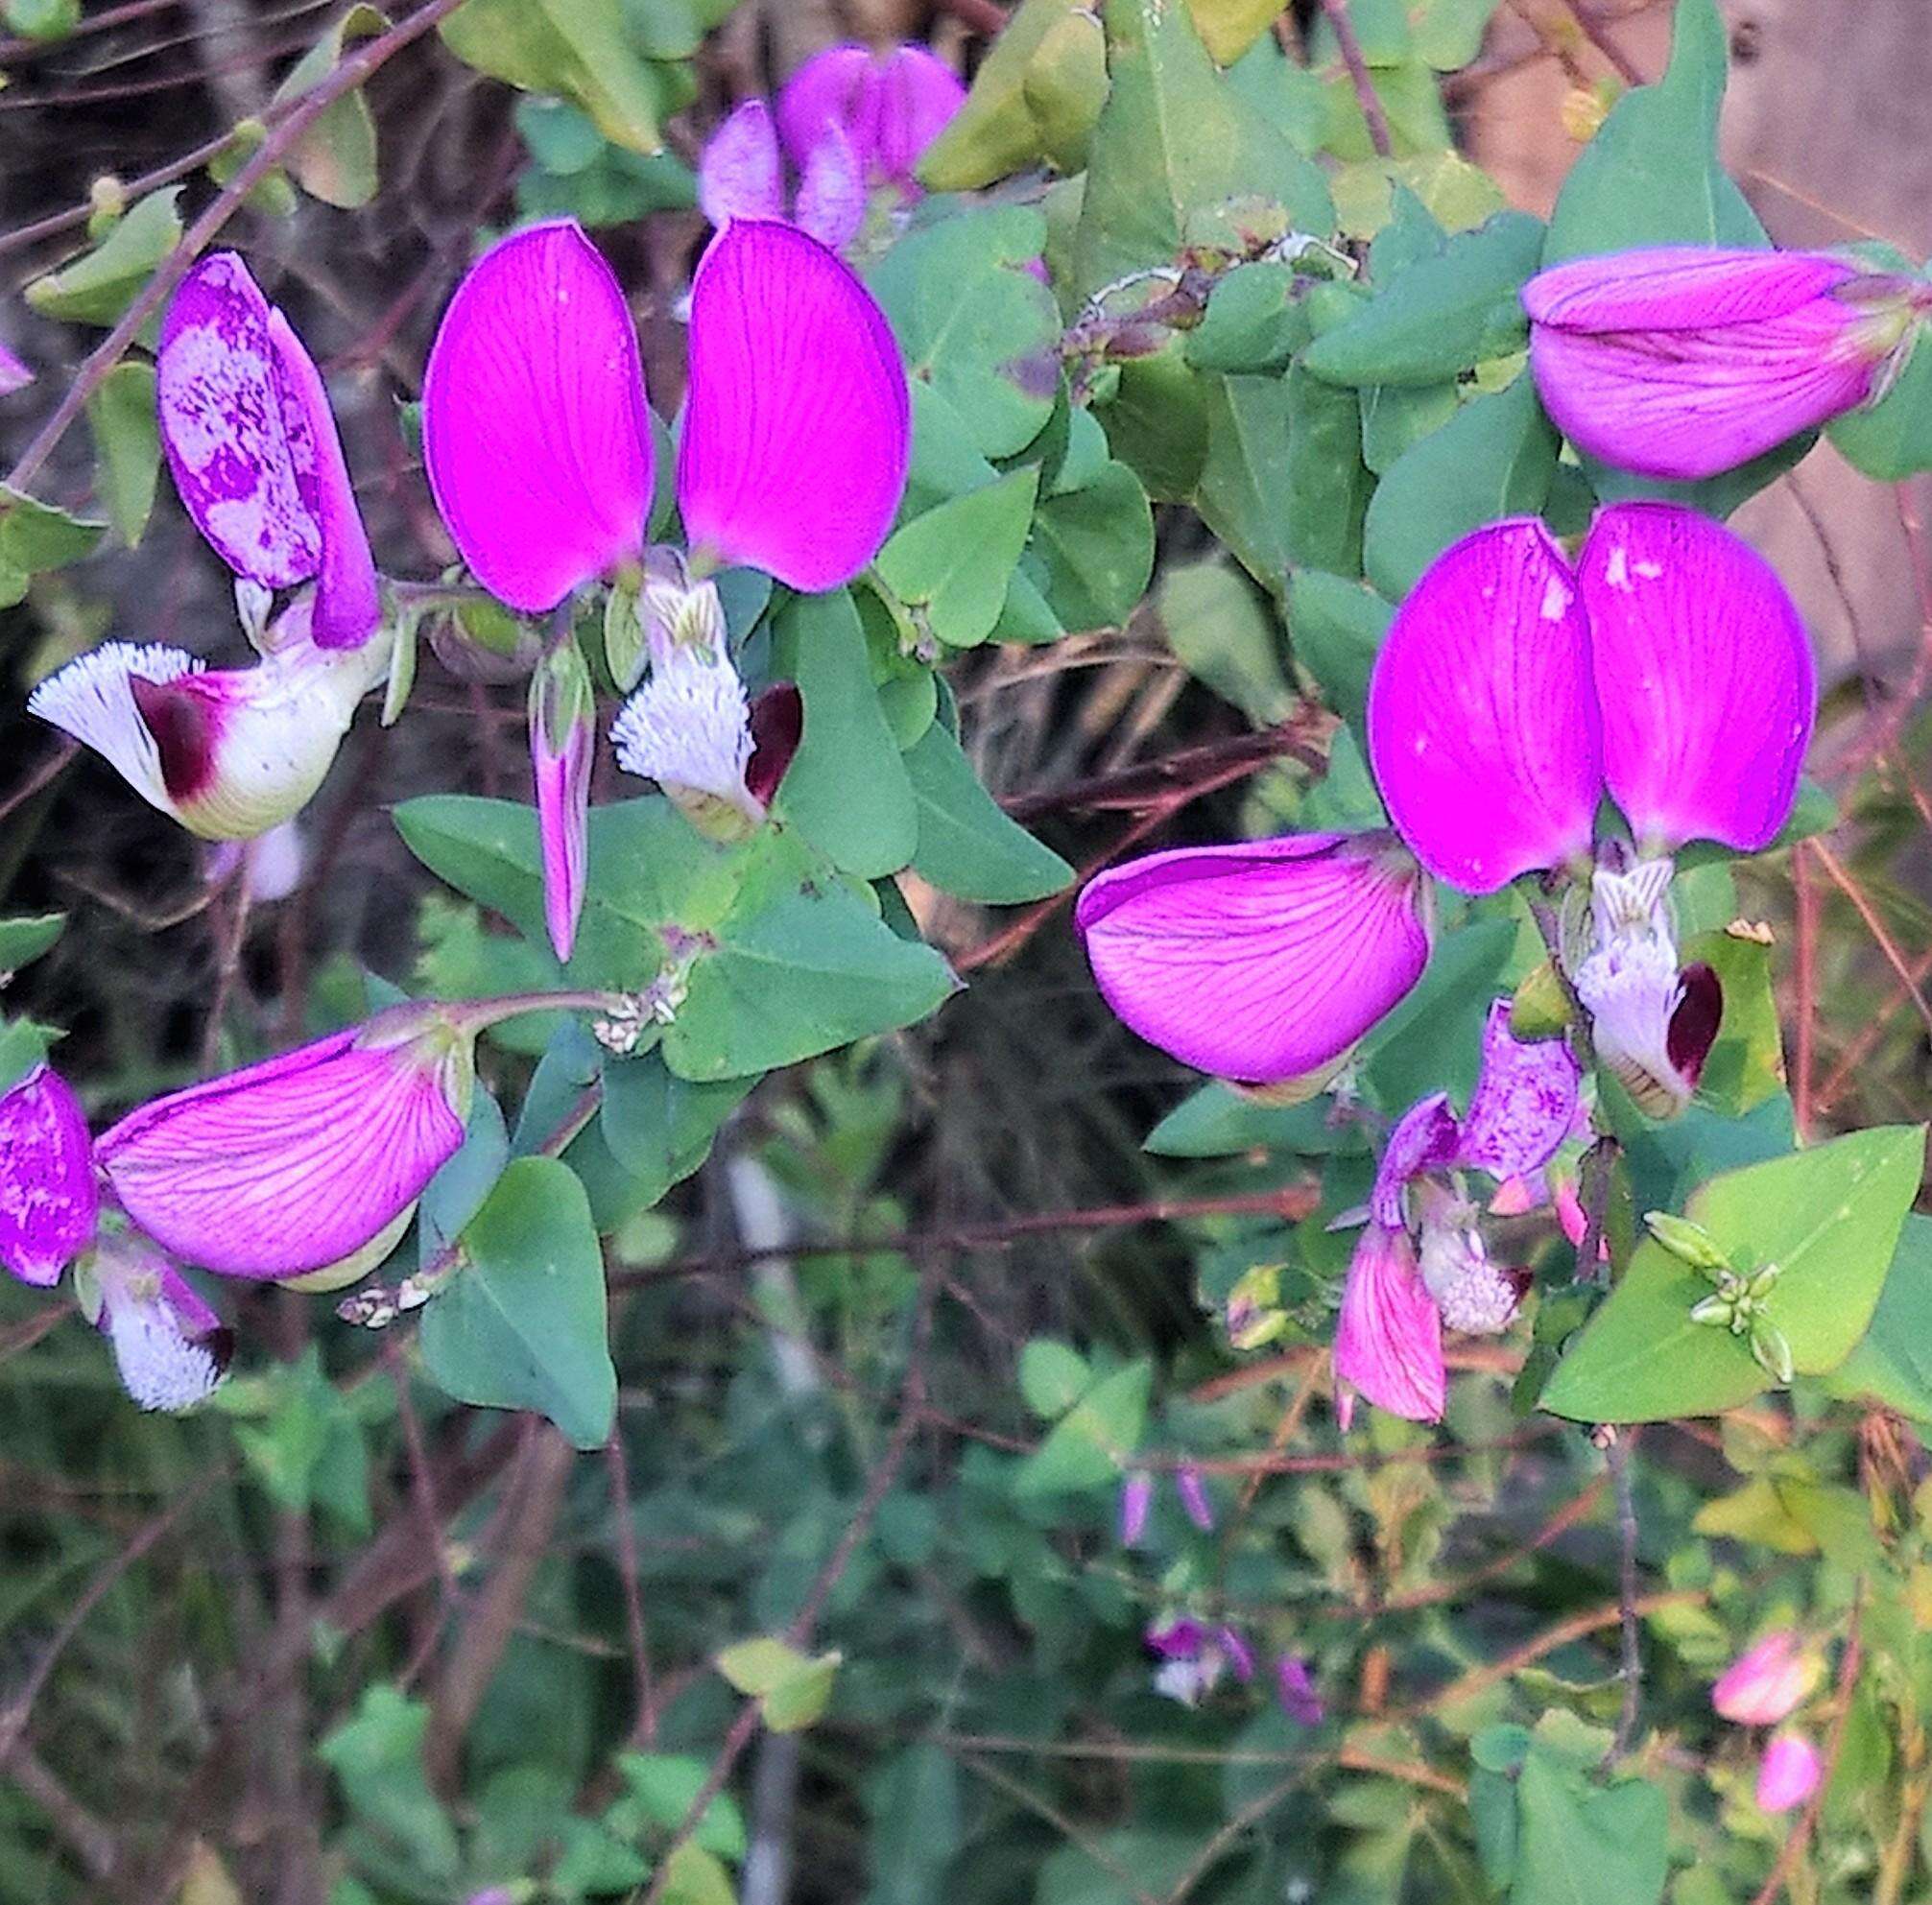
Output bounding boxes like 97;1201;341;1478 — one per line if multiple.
747;681;803;809
130;674;220;802
1667;963;1724;1088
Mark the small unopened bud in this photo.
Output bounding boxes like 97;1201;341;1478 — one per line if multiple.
1644;1211;1731;1276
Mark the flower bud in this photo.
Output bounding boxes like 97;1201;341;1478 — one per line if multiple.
1175;1464;1215;1532
1117;1471;1152;1546
0;1064;99;1286
530;639;596;962
1755;1730;1823;1815
1644;1210;1731;1275
776;42;965;197
1712;1629;1822;1726
1276;1655;1324;1726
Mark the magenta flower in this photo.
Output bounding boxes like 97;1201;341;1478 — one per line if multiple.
0;338;33;395
1175;1464;1215;1532
1075;832;1433;1087
1117;1470;1153;1546
1144;1616;1252;1705
776;42;965;199
156;253;380;651
1755;1730;1823;1815
1368;504;1814;893
0;1065;100;1287
1333;1224;1444;1427
83;1230;229;1414
423;217;909;610
27;598;389;841
699;99;865;254
1276;1655;1324;1726
1712;1629;1822;1726
96;1006;475;1282
530;641;595;962
1524;246;1925;481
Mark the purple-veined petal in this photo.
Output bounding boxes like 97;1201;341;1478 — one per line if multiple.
422;221;654;613
0;1065;99;1286
1217;1627;1255;1682
1371;1092;1460;1229
92;1232;229;1413
775;43;873;171
1075;831;1432;1086
698;99;787;229
0;338;34;395
1580;503;1815;854
1755;1733;1823;1815
852;46;966;188
1712;1630;1820;1726
97;1013;469;1279
156;253;322;589
1332;1225;1445;1424
794;123;867;253
264;309;380;649
1368;519;1602;893
530;642;595;963
1524;248;1865;333
1457;998;1582;1182
678;218;909;591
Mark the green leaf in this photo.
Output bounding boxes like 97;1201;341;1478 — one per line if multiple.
271;4;387;207
1543;0;1762;263
1030;459;1155;632
1822;1214;1932;1422
1678;929;1783;1114
716;1635;810;1696
1288;569;1392;726
865;1746;963;1905
658;1844;738;1905
869;207;1061;460
715;1637;840;1732
1303;211;1542;387
1072;0;1332;301
0;913;65;977
1184;262;1309;377
1363;374;1559;598
440;0;662;155
318;1688;460;1877
1830;333;1932;479
1541;1125;1928;1423
616;1753;747;1858
1282;365;1371;577
1019;1338;1095;1417
5;0;79;38
1160;558;1294;723
904;723;1072;904
1014;1360;1151;1496
875;466;1041;649
1193;371;1294;595
418;1155;616;1447
1362;915;1516;1108
1411;0;1500;69
1144;1082;1346;1157
1512;1724;1668;1905
0;486;105;575
25;188;183;327
1183;0;1285;64
598;1052;752;1210
417;1091;510;1261
771;589;918;878
84;361;160;547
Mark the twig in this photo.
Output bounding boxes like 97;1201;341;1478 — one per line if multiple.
4;0;472;495
959;1754;1160;1905
1807;838;1932;1039
1322;0;1393;156
1563;0;1645;84
606;1429;657;1750
0;741;76;828
9;1746;118;1881
1601;1430;1644;1764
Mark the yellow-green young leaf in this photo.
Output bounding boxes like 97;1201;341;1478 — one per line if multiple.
1691;1476;1819;1555
874;466;1041;649
716;1635;810;1698
204;121;300;219
1184;0;1283;64
1018;1338;1094;1417
658;1843;737;1905
762;1650;841;1732
271;4;388;209
0;486;105;574
1509;962;1571;1041
441;0;661;154
26;188;182;327
1679;928;1784;1114
1013;1360;1151;1496
4;0;78;41
85;361;159;547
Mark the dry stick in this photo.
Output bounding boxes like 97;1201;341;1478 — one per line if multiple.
0;741;76;828
1807;838;1932;1040
1814;937;1932;1113
385;1335;459;1686
1791;845;1819;1137
1747;1591;1865;1905
1829;486;1932;786
606;1428;658;1750
1322;0;1392;155
630;1261;942;1905
959;1753;1161;1905
1564;0;1646;84
3;0;471;496
9;1747;119;1882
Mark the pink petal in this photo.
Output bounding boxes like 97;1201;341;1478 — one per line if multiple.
1712;1630;1819;1726
157;253;322;590
699;100;787;229
1368;519;1602;893
1580;502;1815;853
775;44;873;171
264;310;380;648
1333;1226;1445;1424
0;338;34;395
678;219;909;591
0;1065;99;1286
1371;1093;1460;1228
855;46;966;188
794;123;867;253
1457;999;1582;1182
1755;1732;1823;1815
1525;250;1882;480
97;1018;466;1279
422;221;655;613
1075;831;1432;1085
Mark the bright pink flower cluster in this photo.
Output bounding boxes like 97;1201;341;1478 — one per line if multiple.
1712;1629;1828;1815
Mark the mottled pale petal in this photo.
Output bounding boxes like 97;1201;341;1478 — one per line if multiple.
610;638;759;841
794;123;866;253
97;1013;468;1279
1581;503;1814;854
1333;1225;1445;1424
699;99;786;229
0;1065;99;1286
1368;520;1601;893
264;309;380;648
1756;1732;1823;1815
678;218;909;591
530;642;595;962
775;44;873;171
93;1233;228;1413
1457;999;1582;1181
0;338;34;395
1416;1195;1523;1336
422;221;654;612
157;254;321;589
1370;1092;1459;1228
1525;248;1895;479
1075;831;1432;1085
1712;1631;1821;1726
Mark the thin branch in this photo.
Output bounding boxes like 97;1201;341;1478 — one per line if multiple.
606;1429;657;1750
1601;1430;1644;1764
1808;838;1932;1040
1322;0;1392;155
